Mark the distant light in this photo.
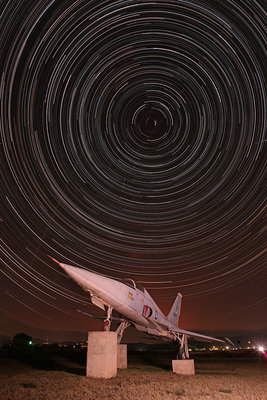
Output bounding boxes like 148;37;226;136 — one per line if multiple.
28;340;33;345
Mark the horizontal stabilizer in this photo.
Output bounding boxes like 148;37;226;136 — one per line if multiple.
225;337;234;346
169;327;225;344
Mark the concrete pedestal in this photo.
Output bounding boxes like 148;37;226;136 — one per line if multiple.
117;344;127;369
172;359;195;375
87;331;117;378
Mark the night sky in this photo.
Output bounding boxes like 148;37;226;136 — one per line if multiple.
1;0;266;341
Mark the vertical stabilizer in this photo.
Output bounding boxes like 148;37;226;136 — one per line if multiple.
167;293;182;328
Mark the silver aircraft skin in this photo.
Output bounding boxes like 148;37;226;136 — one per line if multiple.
52;258;226;358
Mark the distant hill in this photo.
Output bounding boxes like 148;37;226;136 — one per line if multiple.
0;335;11;345
0;314;88;344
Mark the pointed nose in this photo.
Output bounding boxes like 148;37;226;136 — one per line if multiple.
59;262;81;280
58;262;111;295
59;262;94;286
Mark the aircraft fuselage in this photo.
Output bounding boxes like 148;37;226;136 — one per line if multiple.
53;259;226;350
59;262;174;339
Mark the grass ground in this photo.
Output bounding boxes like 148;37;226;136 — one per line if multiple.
0;350;266;399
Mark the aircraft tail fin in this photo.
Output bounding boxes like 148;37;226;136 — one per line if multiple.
167;293;182;327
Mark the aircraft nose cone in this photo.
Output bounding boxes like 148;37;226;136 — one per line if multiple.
59;262;89;284
60;262;77;276
57;261;110;295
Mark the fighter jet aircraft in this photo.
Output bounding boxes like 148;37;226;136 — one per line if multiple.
52;258;227;359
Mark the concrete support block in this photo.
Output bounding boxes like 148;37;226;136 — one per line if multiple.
87;331;117;378
172;359;195;375
117;344;127;369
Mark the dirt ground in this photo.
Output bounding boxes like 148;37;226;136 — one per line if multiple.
0;352;266;400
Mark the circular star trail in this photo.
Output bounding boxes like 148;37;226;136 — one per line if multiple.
1;0;266;332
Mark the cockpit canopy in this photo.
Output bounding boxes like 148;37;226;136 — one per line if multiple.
117;277;145;293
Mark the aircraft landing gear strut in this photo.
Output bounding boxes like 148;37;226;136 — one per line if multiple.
104;306;113;331
177;334;189;360
116;321;131;344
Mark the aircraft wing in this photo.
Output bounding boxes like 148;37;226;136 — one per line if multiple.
169;327;225;343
